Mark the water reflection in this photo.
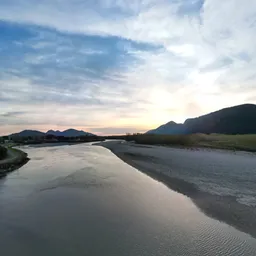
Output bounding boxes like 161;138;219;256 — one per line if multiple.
0;144;256;256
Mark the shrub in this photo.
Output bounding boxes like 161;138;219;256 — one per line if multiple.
0;146;7;160
125;134;194;146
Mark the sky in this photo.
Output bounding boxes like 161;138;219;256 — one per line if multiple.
0;0;256;135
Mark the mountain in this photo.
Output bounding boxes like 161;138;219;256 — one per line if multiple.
10;130;45;137
9;129;94;137
146;121;185;134
147;104;256;135
46;130;62;136
184;104;256;134
46;129;94;137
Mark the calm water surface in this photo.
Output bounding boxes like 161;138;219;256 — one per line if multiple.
0;144;256;256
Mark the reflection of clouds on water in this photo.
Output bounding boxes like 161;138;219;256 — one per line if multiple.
38;167;115;192
1;143;256;255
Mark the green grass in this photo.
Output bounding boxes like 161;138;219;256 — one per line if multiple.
126;134;256;152
9;147;26;155
127;134;194;146
197;134;256;151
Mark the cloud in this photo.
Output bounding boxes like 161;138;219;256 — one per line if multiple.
0;0;256;134
0;111;26;117
89;126;145;135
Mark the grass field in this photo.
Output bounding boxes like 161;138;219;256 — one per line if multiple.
126;134;256;152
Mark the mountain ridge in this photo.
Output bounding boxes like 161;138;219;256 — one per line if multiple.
147;104;256;135
10;128;94;137
46;129;94;137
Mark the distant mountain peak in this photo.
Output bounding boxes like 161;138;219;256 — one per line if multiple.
47;129;55;133
146;121;184;135
46;128;94;137
165;121;178;125
10;130;45;137
10;128;95;137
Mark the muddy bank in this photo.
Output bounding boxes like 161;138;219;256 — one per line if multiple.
98;140;256;238
0;148;29;177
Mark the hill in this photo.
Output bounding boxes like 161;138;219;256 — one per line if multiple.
147;104;256;135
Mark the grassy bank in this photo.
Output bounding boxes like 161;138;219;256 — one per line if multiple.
125;134;256;152
0;145;7;160
0;147;29;177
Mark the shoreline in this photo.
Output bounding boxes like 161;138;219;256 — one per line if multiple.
98;141;256;239
24;140;105;148
0;148;29;178
125;134;256;153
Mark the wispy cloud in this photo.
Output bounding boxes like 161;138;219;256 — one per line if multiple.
0;111;26;117
0;0;256;134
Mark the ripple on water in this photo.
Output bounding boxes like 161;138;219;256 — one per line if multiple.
1;144;256;256
38;167;114;192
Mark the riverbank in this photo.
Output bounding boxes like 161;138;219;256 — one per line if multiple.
0;147;29;177
98;140;256;238
125;134;256;152
28;141;98;148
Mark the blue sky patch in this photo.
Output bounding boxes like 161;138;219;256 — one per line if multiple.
0;0;255;135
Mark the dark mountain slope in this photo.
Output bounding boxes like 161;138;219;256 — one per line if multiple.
9;129;94;137
147;104;256;135
184;104;256;134
46;129;94;137
146;121;185;134
10;130;45;137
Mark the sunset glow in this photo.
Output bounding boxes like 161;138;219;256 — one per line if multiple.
1;0;256;135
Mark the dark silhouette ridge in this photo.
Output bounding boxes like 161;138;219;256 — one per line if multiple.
147;104;256;135
9;129;94;138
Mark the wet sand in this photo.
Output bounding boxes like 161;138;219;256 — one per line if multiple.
99;140;256;238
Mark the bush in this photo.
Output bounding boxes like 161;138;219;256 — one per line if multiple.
0;146;7;160
125;134;194;146
125;133;256;152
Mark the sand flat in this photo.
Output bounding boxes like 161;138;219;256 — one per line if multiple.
99;140;256;238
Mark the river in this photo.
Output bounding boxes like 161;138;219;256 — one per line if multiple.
0;144;256;256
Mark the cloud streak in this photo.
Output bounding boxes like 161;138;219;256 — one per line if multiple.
0;0;256;134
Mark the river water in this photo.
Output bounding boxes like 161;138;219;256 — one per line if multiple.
0;144;256;256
